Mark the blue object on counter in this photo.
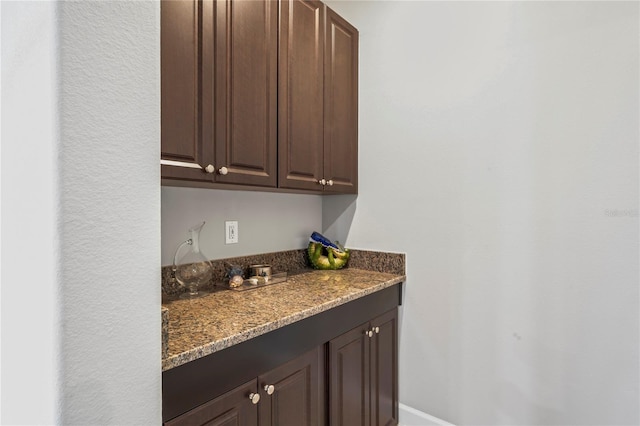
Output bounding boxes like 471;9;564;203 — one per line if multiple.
309;231;345;254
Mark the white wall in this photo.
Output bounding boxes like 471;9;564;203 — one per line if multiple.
323;1;639;425
1;2;61;423
2;1;161;424
58;1;161;423
162;187;322;265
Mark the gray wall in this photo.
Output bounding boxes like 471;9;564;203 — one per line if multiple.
161;187;322;265
58;2;161;424
323;1;639;425
1;2;61;422
2;1;162;424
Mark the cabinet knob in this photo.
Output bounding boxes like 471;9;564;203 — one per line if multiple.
218;166;229;175
365;330;373;338
327;180;334;186
249;392;260;404
318;178;326;185
374;326;380;334
264;384;275;395
204;164;215;174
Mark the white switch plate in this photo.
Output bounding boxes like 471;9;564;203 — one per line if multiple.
225;221;238;244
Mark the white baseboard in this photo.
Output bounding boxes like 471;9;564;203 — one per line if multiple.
398;403;455;426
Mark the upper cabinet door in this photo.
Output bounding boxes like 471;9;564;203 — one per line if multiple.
204;0;278;187
161;0;215;182
162;0;358;193
324;7;358;194
278;0;325;192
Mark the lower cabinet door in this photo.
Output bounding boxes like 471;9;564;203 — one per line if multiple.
371;309;399;426
329;308;399;426
329;322;371;426
164;379;258;426
258;347;323;426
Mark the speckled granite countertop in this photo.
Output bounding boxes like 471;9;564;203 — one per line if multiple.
162;268;404;371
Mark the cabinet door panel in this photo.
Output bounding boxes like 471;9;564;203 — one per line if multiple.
210;0;278;187
329;323;370;426
278;0;325;191
164;380;257;426
324;8;358;194
372;309;399;426
258;347;323;426
161;0;214;182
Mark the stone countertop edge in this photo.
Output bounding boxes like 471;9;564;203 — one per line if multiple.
162;272;405;371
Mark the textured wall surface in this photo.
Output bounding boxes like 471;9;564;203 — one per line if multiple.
323;1;639;424
1;2;62;423
58;2;161;424
162;187;322;266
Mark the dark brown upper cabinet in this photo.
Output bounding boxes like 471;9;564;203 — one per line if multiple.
323;7;359;194
278;0;325;192
279;2;358;193
161;0;277;187
161;0;213;183
162;0;357;193
206;0;278;187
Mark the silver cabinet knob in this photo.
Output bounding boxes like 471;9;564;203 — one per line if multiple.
218;166;229;175
365;330;373;338
204;164;215;173
249;392;260;404
374;326;380;334
318;178;326;185
327;180;334;186
264;384;275;395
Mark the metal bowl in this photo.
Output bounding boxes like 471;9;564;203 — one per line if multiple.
250;264;272;277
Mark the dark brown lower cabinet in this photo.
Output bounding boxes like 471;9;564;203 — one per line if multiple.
259;347;323;426
164;347;323;426
164;379;258;426
163;285;401;426
329;309;398;426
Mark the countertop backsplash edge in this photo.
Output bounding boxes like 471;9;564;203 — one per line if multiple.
162;248;405;297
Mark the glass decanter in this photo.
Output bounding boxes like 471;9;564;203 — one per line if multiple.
172;222;213;299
